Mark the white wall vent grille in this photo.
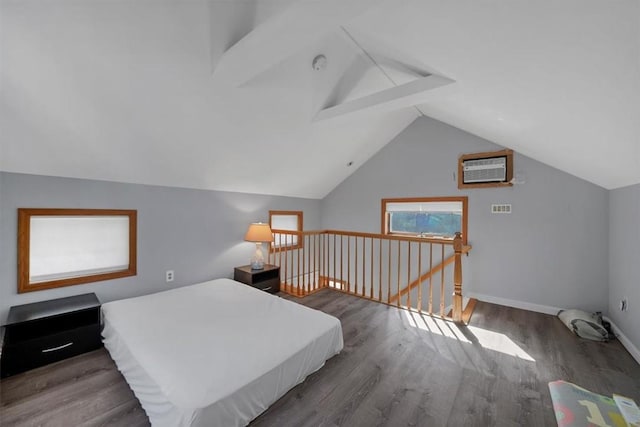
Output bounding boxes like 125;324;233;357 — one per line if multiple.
463;156;507;183
491;204;512;214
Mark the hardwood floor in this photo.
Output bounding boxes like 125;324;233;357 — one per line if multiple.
1;289;639;426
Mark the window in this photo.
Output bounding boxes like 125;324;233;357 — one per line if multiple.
18;209;137;293
269;210;303;251
381;197;468;244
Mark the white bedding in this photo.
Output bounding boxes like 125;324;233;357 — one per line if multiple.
101;278;343;427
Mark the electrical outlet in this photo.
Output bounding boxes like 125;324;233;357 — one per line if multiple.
166;270;174;282
620;298;628;312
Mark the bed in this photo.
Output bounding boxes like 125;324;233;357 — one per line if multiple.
101;278;344;427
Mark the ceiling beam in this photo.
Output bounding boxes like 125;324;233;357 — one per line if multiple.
313;74;455;122
212;0;383;87
336;26;442;118
338;27;431;81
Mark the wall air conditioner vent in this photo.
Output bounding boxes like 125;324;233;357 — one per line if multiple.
491;204;512;214
457;149;513;189
463;156;506;183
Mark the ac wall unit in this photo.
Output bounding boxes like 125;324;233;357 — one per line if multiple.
457;149;513;189
463;156;507;183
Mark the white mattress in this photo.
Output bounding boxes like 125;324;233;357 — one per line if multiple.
101;278;343;427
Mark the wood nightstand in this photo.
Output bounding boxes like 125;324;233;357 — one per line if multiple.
234;264;281;294
0;293;102;378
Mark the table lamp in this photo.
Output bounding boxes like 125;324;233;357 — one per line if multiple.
244;223;273;270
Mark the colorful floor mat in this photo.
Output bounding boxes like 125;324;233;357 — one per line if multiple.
548;380;630;427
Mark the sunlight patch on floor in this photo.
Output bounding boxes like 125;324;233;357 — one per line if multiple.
466;325;535;361
403;310;536;361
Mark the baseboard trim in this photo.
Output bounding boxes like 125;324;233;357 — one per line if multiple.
467;292;562;315
603;316;640;366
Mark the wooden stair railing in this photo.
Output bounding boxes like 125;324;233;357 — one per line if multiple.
452;233;464;323
267;229;473;324
388;242;472;304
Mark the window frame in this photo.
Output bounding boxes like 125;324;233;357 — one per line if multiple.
381;197;468;245
269;210;303;252
18;208;137;293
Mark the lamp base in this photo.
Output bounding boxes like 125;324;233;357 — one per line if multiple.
250;242;265;270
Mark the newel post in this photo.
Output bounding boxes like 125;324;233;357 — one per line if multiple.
452;232;463;323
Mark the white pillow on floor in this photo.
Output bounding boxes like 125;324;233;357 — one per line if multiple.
557;309;609;341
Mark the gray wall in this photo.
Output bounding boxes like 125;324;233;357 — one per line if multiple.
609;184;640;349
321;117;610;313
0;172;320;322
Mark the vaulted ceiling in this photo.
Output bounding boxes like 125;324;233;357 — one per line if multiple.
1;0;639;198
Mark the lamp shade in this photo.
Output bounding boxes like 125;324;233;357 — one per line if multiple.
244;223;273;243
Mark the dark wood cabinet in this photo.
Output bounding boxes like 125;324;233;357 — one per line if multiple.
234;264;281;293
1;293;102;378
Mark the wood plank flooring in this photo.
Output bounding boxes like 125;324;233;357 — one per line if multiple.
2;289;639;426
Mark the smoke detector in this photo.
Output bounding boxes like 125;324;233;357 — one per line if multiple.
312;55;327;71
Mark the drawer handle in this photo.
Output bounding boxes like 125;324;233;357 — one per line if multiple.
42;342;73;353
261;286;272;291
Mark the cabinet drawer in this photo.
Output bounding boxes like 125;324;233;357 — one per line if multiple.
1;324;101;378
250;277;280;293
4;308;99;343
